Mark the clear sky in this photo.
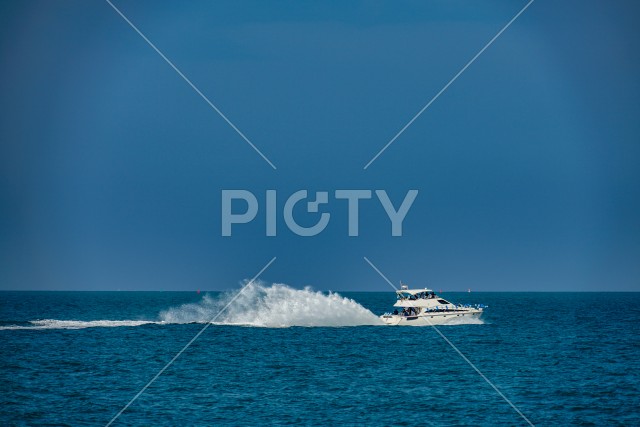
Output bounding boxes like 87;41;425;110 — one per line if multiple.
1;0;638;291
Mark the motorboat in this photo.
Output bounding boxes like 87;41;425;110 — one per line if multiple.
380;285;486;326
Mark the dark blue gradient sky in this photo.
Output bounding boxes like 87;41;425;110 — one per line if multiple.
1;1;638;291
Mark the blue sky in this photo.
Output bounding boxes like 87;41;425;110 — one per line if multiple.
1;0;638;291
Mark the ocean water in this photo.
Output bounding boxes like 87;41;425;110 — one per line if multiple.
1;286;639;426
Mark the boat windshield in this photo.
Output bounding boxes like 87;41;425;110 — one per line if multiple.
397;291;437;300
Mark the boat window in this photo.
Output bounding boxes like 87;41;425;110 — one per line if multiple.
437;299;450;304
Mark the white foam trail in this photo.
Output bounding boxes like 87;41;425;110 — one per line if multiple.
159;282;383;327
0;283;383;330
0;319;159;330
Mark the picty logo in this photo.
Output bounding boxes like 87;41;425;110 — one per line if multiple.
222;190;418;237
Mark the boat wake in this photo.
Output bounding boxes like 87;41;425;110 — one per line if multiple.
0;282;383;329
0;319;158;330
159;282;383;327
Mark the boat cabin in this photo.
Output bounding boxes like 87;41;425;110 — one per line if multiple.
393;287;455;309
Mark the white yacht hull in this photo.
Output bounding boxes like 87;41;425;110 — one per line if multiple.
380;309;483;326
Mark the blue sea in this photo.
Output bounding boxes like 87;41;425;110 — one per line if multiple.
1;286;639;426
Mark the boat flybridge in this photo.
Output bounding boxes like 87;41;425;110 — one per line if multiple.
380;285;485;326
